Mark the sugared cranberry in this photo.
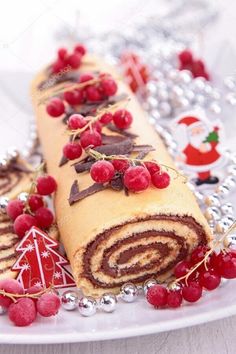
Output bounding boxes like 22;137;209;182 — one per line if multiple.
57;47;67;60
46;98;65;118
178;50;193;65
199;269;221;290
8;298;37;327
113;109;133;129
146;285;168;308
6;200;24;221
124;166;151;192
190;245;209;265
37;293;61;317
36;175;57;196
112;159;130;173
28;194;44;212
90;161;115;183
14;214;38;238
151;171;170;189
100;78;117;96
68;114;87;130
66;53;81;69
0;279;24;308
74;44;86;56
100;112;113;124
215;251;236;279
35;207;54;229
86;86;102;102
79;73;94;83
182;281;202;302
144;162;160;175
80;130;102;149
27;285;43;303
64;89;85;106
63;142;83;160
167;290;183;308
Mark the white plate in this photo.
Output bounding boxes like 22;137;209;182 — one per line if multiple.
0;280;236;344
1;71;236;344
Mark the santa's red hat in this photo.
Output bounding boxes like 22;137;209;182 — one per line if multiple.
178;116;200;126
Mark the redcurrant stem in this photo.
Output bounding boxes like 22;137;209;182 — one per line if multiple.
87;149;187;182
24;162;45;212
68;97;130;141
174;220;236;285
0;284;54;302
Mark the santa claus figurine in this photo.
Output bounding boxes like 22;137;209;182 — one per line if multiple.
171;114;223;186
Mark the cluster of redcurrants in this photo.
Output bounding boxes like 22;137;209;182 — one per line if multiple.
51;43;86;74
46;72;118;118
0;279;60;326
7;175;57;238
146;245;236;309
62;110;133;160
90;159;170;192
178;50;210;80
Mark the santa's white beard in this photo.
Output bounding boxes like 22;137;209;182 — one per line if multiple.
189;132;208;148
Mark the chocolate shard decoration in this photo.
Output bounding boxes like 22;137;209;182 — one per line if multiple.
69;180;79;203
75;161;94;173
94;139;133;156
136;151;150;160
10;162;32;174
69;182;106;205
37;72;78;91
132;144;155;152
101;134;127;145
59;155;69;167
109;174;124;191
107;124;138;139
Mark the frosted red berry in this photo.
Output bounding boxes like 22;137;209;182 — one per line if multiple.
0;279;24;308
57;47;67;60
8;298;37;327
124;166;151;192
27;285;43;303
86;86;102;102
167;290;183;308
144;162;160;175
100;112;113;124
198;269;221;290
146;285;168;308
113;109;133;129
35;207;54;229
80;130;102;149
14;214;38;238
112;159;130;173
100;78;117;96
63;142;83;160
68;114;87;130
66;53;81;69
37;293;61;317
90;161;115;183
6;200;24;221
152;171;170;189
36;175;57;196
46;98;65;118
215;251;236;279
64;89;85;106
28;194;44;212
182;281;202;302
79;73;94;83
74;44;86;56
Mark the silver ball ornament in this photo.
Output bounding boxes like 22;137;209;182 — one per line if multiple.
209;102;221;114
227;164;236;176
158;101;172;117
204;206;221;222
78;296;97;317
120;283;138;303
226;92;236;106
0;196;9;214
221;202;234;215
17;192;29;202
0;306;7;315
143;278;158;295
224;175;236;189
61;290;79;311
204;193;221;207
99;293;117;313
215;184;230;197
224;76;236;90
0;157;9;170
167;281;182;292
215;216;235;234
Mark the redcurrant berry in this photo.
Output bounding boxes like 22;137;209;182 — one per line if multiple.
66;53;81;69
14;214;38;238
63;142;83;160
36;175;57;196
35;207;54;229
182;281;202;302
100;78;117;96
198;269;221;290
37;293;61;317
46;98;65;118
178;50;193;65
80;130;102;149
167;290;183;308
100;112;113;124
0;279;24;308
6;199;24;221
146;285;168;308
90;161;115;183
79;73;94;83
190;245;209;265
8;298;37;327
86;86;102;102
64;89;85;106
124;166;151;192
28;194;44;212
152;171;170;189
174;260;192;279
216;251;236;279
144;162;160;175
74;44;86;56
112;159;130;173
68;114;87;130
113;109;133;129
57;48;67;61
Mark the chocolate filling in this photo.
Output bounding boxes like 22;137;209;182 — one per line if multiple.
82;214;207;288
